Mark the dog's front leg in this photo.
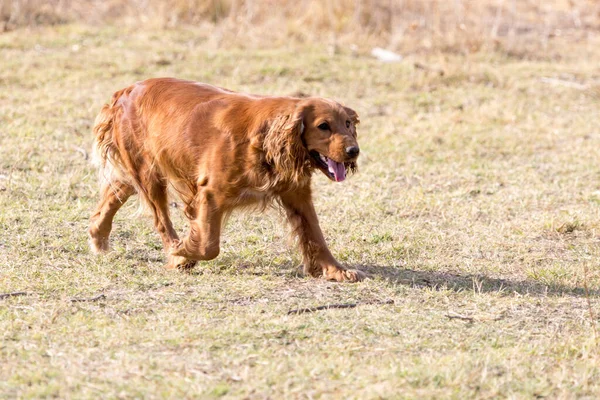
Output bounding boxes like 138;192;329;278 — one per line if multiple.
280;188;366;282
167;189;224;269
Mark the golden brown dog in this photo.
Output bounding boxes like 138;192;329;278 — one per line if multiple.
89;78;364;282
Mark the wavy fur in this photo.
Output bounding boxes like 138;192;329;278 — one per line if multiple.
88;78;365;282
263;107;311;185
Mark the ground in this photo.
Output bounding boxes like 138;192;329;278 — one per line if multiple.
1;25;600;399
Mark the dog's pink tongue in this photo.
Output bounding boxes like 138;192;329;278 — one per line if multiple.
327;159;346;182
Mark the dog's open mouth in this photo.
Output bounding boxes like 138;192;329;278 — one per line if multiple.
310;151;347;182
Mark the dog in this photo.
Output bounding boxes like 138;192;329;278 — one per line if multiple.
89;78;365;282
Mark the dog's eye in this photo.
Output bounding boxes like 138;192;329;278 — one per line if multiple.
346;120;351;128
317;122;330;131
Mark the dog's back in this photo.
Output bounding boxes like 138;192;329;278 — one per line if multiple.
92;79;232;202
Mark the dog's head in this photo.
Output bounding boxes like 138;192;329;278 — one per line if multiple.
264;98;360;183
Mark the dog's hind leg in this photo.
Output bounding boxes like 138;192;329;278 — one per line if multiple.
89;180;135;253
142;175;195;269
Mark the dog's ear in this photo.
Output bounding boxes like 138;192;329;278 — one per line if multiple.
344;106;360;125
264;105;309;183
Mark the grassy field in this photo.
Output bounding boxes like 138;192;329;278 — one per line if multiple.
2;23;600;398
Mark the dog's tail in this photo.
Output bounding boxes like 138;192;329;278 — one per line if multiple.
91;86;161;216
92;88;126;168
91;87;132;186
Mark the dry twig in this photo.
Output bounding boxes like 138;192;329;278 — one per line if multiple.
71;294;106;303
288;299;393;315
446;312;475;322
0;291;28;300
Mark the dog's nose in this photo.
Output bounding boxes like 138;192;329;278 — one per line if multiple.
345;146;360;158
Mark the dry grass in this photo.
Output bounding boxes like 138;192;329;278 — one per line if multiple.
2;0;600;55
2;9;600;399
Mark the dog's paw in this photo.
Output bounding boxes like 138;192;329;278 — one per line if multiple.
166;242;197;270
324;267;367;282
89;236;109;254
341;269;367;282
165;254;197;271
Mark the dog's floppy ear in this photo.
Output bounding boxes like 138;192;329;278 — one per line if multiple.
264;104;310;183
344;106;360;125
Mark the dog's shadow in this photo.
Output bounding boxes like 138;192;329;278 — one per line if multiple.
358;264;599;297
170;252;597;297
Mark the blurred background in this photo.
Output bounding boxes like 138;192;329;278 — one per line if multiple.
2;0;599;56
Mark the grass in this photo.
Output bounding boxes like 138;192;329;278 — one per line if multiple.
1;23;600;398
